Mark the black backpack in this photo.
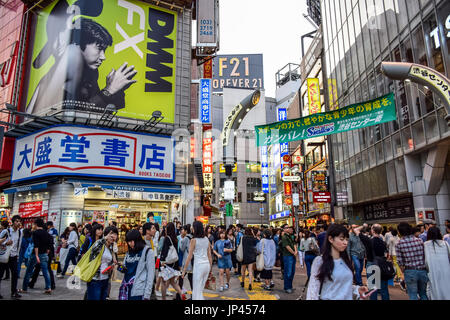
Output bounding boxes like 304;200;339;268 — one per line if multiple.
371;239;395;280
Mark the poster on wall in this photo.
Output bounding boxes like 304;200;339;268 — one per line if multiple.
48;210;60;233
25;0;177;123
60;210;82;232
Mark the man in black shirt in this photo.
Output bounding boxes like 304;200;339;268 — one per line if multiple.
20;219;53;294
366;224;390;301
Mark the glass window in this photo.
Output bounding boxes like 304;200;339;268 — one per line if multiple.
396;80;410;126
386;160;397;195
342;132;349;159
375;142;384;165
437;1;450;76
402;126;413;152
384;137;393;160
425;113;439;142
393;132;402;156
336;0;342;28
360;125;367;149
359;0;373;64
341;0;348;25
400;38;414;63
368;72;376;99
407;0;420;20
353;128;361;154
412;26;428;66
395;157;408;192
423;13;445;73
362;149;369;170
412;120;425;147
368;146;376;167
348;130;355;157
366;0;381;58
383;0;398;43
396;0;408;32
355;153;362;173
329;0;337;41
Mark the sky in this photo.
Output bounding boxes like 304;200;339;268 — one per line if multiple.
217;0;317;98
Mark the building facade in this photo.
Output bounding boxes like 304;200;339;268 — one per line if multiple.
321;0;450;228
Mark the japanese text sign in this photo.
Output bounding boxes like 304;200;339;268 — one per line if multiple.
260;146;269;194
12;126;174;183
19;200;48;218
199;78;212;123
307;78;321;114
255;92;397;146
202;136;213;192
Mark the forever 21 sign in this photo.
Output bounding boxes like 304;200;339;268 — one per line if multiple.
212;54;264;92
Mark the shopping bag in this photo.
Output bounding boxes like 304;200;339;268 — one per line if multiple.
73;244;105;282
204;272;216;291
256;239;265;271
0;244;12;264
236;241;243;262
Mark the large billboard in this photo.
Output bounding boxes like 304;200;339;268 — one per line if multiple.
25;0;177;123
11;125;174;183
212;54;264;91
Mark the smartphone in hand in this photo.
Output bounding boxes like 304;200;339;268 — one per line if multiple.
362;287;377;299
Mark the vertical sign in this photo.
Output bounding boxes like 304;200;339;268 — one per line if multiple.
197;0;216;44
260;146;269;193
328;78;339;110
202;133;213;193
199;78;211;123
307;78;322;114
203;58;213;78
277;107;289;177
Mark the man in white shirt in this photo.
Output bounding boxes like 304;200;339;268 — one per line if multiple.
0;215;23;299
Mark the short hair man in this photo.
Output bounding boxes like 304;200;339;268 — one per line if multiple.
395;222;428;300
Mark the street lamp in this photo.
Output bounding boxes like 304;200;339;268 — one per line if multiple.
253;191;265;226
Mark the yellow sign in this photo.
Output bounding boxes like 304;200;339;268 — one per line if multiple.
410;65;450;109
307;78;321;114
219;163;237;173
328;78;339;110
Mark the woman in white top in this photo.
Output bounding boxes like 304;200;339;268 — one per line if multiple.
424;227;450;300
60;222;79;277
86;226;118;300
181;221;212;300
307;224;369;300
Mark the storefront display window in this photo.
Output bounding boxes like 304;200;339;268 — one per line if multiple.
423;13;445;73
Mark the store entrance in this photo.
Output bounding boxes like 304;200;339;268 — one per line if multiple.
84;199;170;255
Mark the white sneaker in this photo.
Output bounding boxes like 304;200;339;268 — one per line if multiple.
167;291;173;296
155;290;162;297
219;286;224;292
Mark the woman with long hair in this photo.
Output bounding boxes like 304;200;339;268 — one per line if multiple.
240;227;258;291
118;229;155;300
303;229;320;279
297;229;306;269
159;222;185;300
181;221;212;300
57;227;70;276
227;227;238;275
59;222;79;277
307;224;369;300
424;227;450;300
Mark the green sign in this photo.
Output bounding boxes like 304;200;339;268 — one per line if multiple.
225;203;233;217
26;0;177;123
255;92;396;146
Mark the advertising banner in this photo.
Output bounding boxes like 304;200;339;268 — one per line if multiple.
255;92;397;146
202;136;213;193
25;0;177;123
203;58;213;78
11;125;174;183
328;78;339;110
199;78;211;123
196;0;217;44
307;78;321;114
213;54;264;91
18;201;48;218
313;192;331;203
364;197;414;221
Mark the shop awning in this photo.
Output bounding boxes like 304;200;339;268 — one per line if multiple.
66;179;182;194
3;181;49;194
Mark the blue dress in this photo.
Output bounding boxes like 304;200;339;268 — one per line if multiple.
214;239;232;269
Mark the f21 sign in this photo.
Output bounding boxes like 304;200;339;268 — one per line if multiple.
212;54;264;91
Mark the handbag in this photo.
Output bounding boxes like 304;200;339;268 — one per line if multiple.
371;241;395;281
204;272;216;291
164;237;178;264
236;239;243;262
24;242;34;259
0;229;12;264
256;239;265;271
309;238;320;256
73;243;105;282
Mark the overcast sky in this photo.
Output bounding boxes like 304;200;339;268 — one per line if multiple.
217;0;317;98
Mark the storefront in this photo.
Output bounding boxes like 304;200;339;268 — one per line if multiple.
269;210;293;228
0;192;12;222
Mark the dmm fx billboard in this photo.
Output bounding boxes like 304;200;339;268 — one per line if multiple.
212;54;264;91
25;0;177;123
11;125;174;183
255;93;397;146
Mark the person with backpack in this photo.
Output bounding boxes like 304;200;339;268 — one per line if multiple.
77;224;92;261
0;215;23;299
118;229;155;300
59;222;79;278
303;230;320;279
347;225;366;286
79;224;103;260
235;224;244;275
367;224;391;300
239;227;258;291
227;227;238;275
178;225;193;294
159;222;185;300
307;224;370;300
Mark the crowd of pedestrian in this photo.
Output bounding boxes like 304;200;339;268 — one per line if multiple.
1;214;449;301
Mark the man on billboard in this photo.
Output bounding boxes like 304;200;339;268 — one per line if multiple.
27;16;137;115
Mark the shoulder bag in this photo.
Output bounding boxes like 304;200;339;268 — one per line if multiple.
164;237;179;264
236;238;244;262
256;239;265;271
0;229;12;264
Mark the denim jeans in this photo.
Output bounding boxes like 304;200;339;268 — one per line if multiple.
351;255;364;286
62;247;78;275
282;255;296;290
17;252;27;277
22;254;51;290
367;262;390;300
304;253;317;279
87;279;110;300
404;269;428;300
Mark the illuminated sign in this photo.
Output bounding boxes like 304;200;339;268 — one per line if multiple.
199;78;212;123
307;78;321;114
202;135;213;193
